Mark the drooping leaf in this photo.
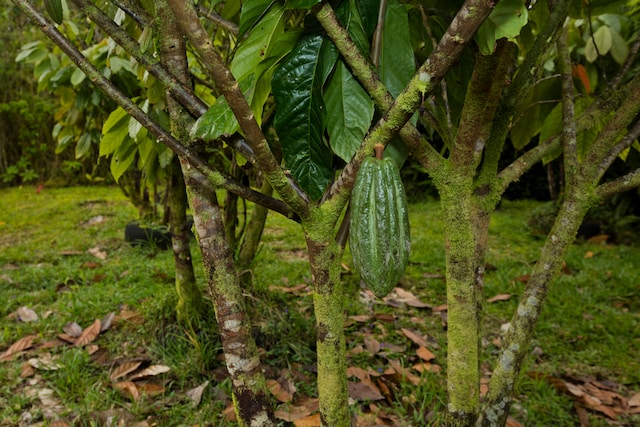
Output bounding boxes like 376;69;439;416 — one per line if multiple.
273;35;333;201
585;25;613;62
476;0;529;55
325;61;374;162
232;4;286;83
608;28;628;64
100;107;130;156
238;0;276;39
335;0;371;58
190;75;255;141
75;132;93;159
110;138;137;182
378;0;415;98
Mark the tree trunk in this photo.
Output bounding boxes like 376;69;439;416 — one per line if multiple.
167;156;204;323
304;216;349;426
156;1;275;424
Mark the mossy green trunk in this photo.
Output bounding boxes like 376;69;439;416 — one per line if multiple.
439;179;481;426
167;157;204;324
304;211;349;427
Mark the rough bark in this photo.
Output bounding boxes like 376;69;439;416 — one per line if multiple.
304;215;349;427
167;156;204;324
156;2;274;424
184;164;275;427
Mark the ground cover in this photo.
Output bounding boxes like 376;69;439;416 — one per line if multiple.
0;186;638;426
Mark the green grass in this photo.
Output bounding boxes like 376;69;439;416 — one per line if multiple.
1;187;639;426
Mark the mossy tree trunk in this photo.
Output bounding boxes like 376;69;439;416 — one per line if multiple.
156;1;275;424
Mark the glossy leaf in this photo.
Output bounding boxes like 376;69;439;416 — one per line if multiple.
100;107;129;156
335;0;370;58
273;35;333;201
232;4;286;83
238;0;277;40
378;0;415;99
110;139;137;182
476;0;529;55
325;61;374;162
190;75;255;141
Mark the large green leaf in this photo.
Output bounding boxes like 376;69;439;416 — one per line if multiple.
585;25;613;62
378;0;415;99
190;75;255;141
325;61;374;162
238;0;276;40
110;138;137;182
232;4;286;83
100;107;130;156
476;0;529;55
335;0;370;58
273;35;333;201
285;0;321;10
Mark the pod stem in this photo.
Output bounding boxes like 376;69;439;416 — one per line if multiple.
374;144;385;160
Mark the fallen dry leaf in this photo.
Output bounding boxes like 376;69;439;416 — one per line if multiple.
63;322;83;338
384;287;431;308
412;362;442;373
186;381;209;406
416;346;436;362
135;381;165;396
100;312;115;332
629;392;640;407
74;319;101;346
506;416;524;427
113;381;141;401
293;413;321;427
0;334;37;362
268;284;309;294
348;380;384;401
15;306;39;322
432;304;448;312
87;246;107;260
584;251;595;259
487;293;512;303
129;364;171;380
110;361;143;381
50;421;71;427
274;398;319;422
28;353;62;371
388;359;421;386
400;328;428;348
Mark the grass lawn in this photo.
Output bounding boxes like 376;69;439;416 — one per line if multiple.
0;185;639;426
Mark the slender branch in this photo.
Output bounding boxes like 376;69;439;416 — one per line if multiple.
196;4;239;35
166;0;309;217
611;34;640;89
109;0;151;26
594;168;640;201
557;23;578;181
71;0;208;117
370;0;387;67
477;0;569;186
597;118;640;178
12;0;297;221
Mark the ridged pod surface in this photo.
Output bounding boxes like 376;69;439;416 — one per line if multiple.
350;153;410;297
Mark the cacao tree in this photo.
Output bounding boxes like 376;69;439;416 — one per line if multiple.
11;0;640;425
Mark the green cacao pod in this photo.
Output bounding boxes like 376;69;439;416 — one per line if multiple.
45;0;64;25
350;147;410;298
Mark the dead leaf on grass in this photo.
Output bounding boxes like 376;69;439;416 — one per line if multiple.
110;361;143;381
87;246;107;260
400;328;428;348
129;364;171;380
629;392;640;407
506;416;525;427
113;381;141;401
487;293;512;303
388;359;421;386
274;397;319;422
14;306;39;322
186;381;209;406
74;319;101;346
348;380;384;401
293;413;321;427
63;322;83;338
100;312;115;332
412;362;442;373
0;334;37;362
268;284;309;294
28;353;62;370
384;288;431;308
416;346;436;362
